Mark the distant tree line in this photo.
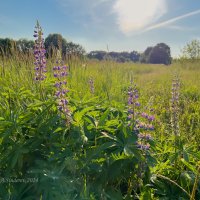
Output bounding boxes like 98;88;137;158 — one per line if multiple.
0;34;179;65
87;50;140;63
87;43;172;65
0;38;18;56
0;34;85;59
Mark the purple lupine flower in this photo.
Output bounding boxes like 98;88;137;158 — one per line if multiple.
127;115;133;120
137;122;145;129
147;124;154;131
135;102;140;107
141;112;155;122
127;85;139;125
141;112;148;118
89;77;95;94
33;21;47;81
171;74;180;136
138;133;152;140
148;115;155;121
136;142;150;151
53;53;71;125
127;83;155;152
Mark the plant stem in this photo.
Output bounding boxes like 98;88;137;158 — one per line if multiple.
190;165;200;200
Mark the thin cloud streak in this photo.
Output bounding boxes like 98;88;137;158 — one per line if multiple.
144;9;200;32
166;25;196;31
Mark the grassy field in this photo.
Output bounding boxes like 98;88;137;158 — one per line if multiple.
0;55;200;199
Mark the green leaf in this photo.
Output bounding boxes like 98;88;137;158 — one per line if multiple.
11;151;19;169
0;117;5;121
105;188;123;200
73;106;94;125
180;158;197;173
53;127;63;133
98;108;110;126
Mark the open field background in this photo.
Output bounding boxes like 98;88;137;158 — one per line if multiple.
0;55;200;199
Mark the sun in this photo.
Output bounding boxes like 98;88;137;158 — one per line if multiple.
113;0;167;34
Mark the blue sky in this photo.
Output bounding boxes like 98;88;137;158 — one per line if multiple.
1;0;200;57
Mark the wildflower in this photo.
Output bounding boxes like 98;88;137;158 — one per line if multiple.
33;21;47;81
147;124;154;131
171;74;180;136
53;50;70;125
138;133;152;140
141;112;148;118
89;77;95;94
127;83;155;151
148;115;155;121
136;142;150;151
127;84;139;125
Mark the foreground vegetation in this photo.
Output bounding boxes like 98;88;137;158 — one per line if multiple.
0;53;200;199
0;24;200;199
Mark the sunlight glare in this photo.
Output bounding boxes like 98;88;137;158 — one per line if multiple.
113;0;167;34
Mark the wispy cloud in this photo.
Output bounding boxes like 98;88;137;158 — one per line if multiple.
165;25;187;31
56;0;115;37
113;0;167;35
165;25;196;31
57;0;113;25
144;9;200;32
57;0;112;15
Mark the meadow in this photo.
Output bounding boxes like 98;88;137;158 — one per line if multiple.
0;33;200;199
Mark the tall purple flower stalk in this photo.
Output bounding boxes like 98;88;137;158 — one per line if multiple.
171;74;180;136
89;77;95;95
127;84;140;128
136;111;155;151
127;84;154;151
33;21;47;81
53;52;70;124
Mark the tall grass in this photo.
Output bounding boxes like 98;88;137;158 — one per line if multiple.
0;52;200;199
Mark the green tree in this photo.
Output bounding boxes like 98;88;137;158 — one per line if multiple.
44;33;67;57
149;43;171;65
130;50;140;62
141;43;171;65
44;34;85;58
140;47;153;63
65;42;85;56
0;38;17;56
87;51;107;60
87;50;140;63
181;39;200;61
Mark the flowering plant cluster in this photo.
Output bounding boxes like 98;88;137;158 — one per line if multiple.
88;77;95;94
171;74;180;136
33;22;70;123
127;84;140;126
33;21;47;81
127;84;154;151
136;111;155;150
53;53;70;124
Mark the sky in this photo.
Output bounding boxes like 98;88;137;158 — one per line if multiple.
1;0;200;57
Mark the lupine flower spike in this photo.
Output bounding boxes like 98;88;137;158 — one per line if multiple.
127;84;140;130
88;77;95;95
171;74;180;136
127;83;154;151
53;50;71;125
33;21;47;81
137;110;155;151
